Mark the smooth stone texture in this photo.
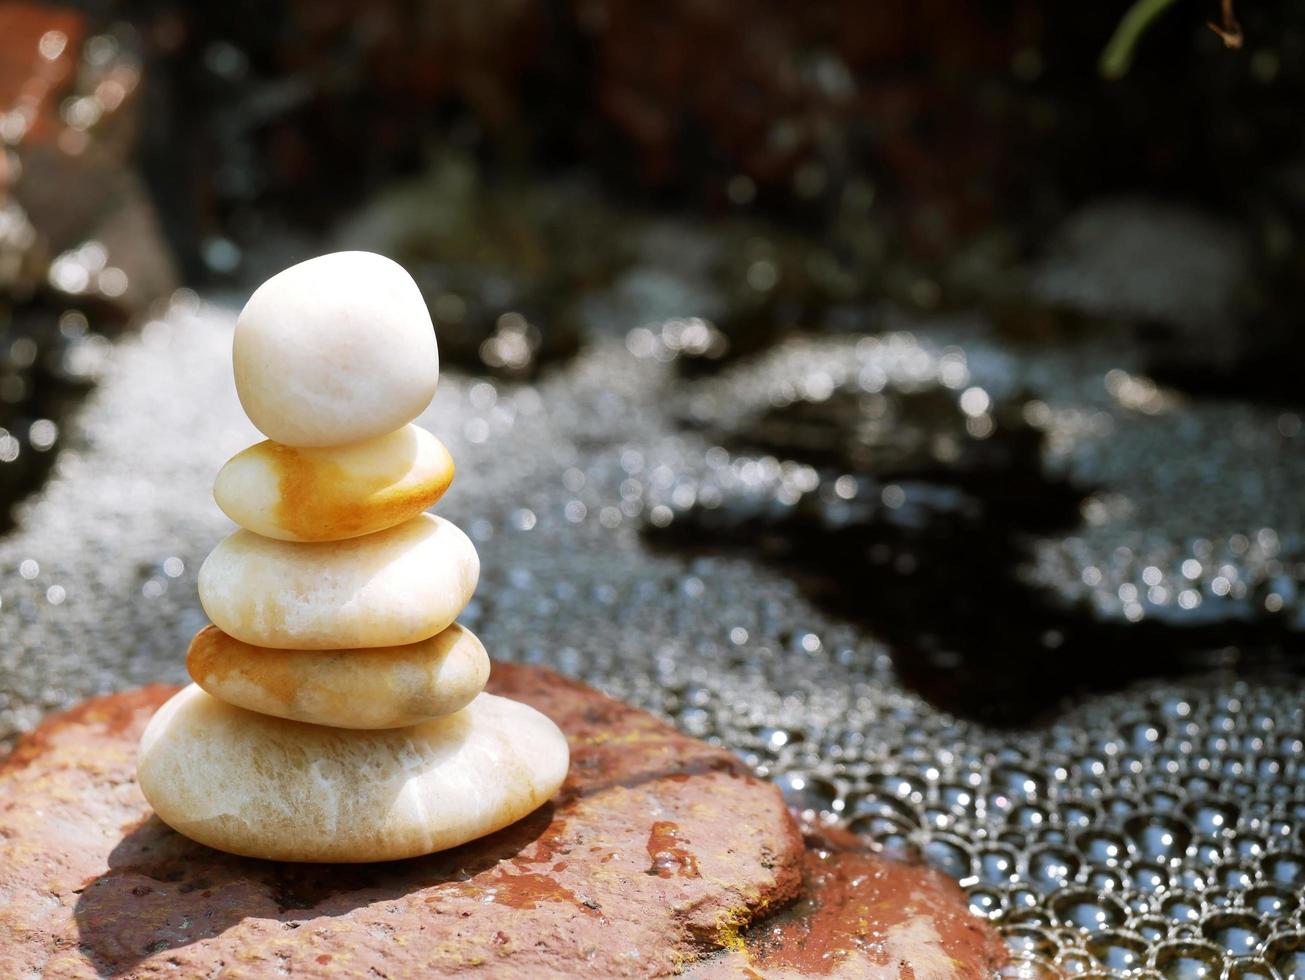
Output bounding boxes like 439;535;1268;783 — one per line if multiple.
187;623;489;729
1;665;808;978
136;684;569;862
233;251;439;448
198;513;478;650
213;424;455;542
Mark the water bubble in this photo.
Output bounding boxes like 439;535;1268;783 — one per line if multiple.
1184;776;1220;798
998;957;1061;979
1264;933;1305;978
1161;893;1205;925
1076;828;1129;867
1125;813;1194;865
1215;863;1255;891
847;812;913;841
871;830;916;860
866;771;928;804
1086;931;1149;971
938;782;978;820
1261;851;1305;887
1190;838;1226;865
1225;960;1279;980
774;772;840;817
991;765;1047;803
1052;890;1127;933
1035;826;1070;847
1185;800;1239;836
1125;862;1170;892
1123;719;1167;750
1203;888;1234;909
1244;884;1297;918
847;790;920;827
922;804;958;830
1008;803;1052;829
1201;912;1263;956
1231;834;1267;860
1152;939;1225;979
1007;906;1054;927
1083;868;1126;894
1061;801;1099;831
1101;795;1139;822
1053;948;1097;974
1133;917;1171;943
978;846;1020;886
1004;924;1059;958
1008;886;1042;911
968;886;1005;919
922;834;975;881
755;725;800;751
1027;845;1082;892
1144;787;1184;813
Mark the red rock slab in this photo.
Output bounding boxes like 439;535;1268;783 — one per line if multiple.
0;665;803;978
686;822;1007;979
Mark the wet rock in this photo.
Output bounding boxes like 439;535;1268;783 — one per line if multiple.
1028;198;1252;379
1031;198;1248;337
0;663;803;977
0;3;177;528
2;5;176;315
332;156;602;377
645;327;1305;722
687;822;1007;977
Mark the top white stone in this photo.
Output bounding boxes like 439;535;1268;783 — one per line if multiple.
233;251;439;447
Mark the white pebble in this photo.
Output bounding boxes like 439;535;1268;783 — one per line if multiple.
233;251;438;447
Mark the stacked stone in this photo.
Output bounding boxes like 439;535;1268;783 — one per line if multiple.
136;252;569;863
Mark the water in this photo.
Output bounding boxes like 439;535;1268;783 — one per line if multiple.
2;297;1304;975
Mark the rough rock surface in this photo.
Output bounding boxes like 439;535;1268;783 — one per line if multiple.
687;824;1007;978
0;664;803;978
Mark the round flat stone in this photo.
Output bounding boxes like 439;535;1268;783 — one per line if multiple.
233;251;438;448
0;665;807;978
136;684;568;862
186;622;489;729
198;513;478;649
213;424;455;542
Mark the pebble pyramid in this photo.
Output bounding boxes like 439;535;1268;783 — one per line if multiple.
137;252;570;863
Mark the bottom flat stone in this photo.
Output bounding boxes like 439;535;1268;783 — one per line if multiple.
136;684;568;862
0;664;806;978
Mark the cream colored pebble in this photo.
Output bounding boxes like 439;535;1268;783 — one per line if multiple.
187;623;489;729
137;684;570;862
213;424;455;542
198;513;478;650
233;251;438;447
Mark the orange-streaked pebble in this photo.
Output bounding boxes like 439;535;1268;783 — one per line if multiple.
214;424;454;542
187;623;489;729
